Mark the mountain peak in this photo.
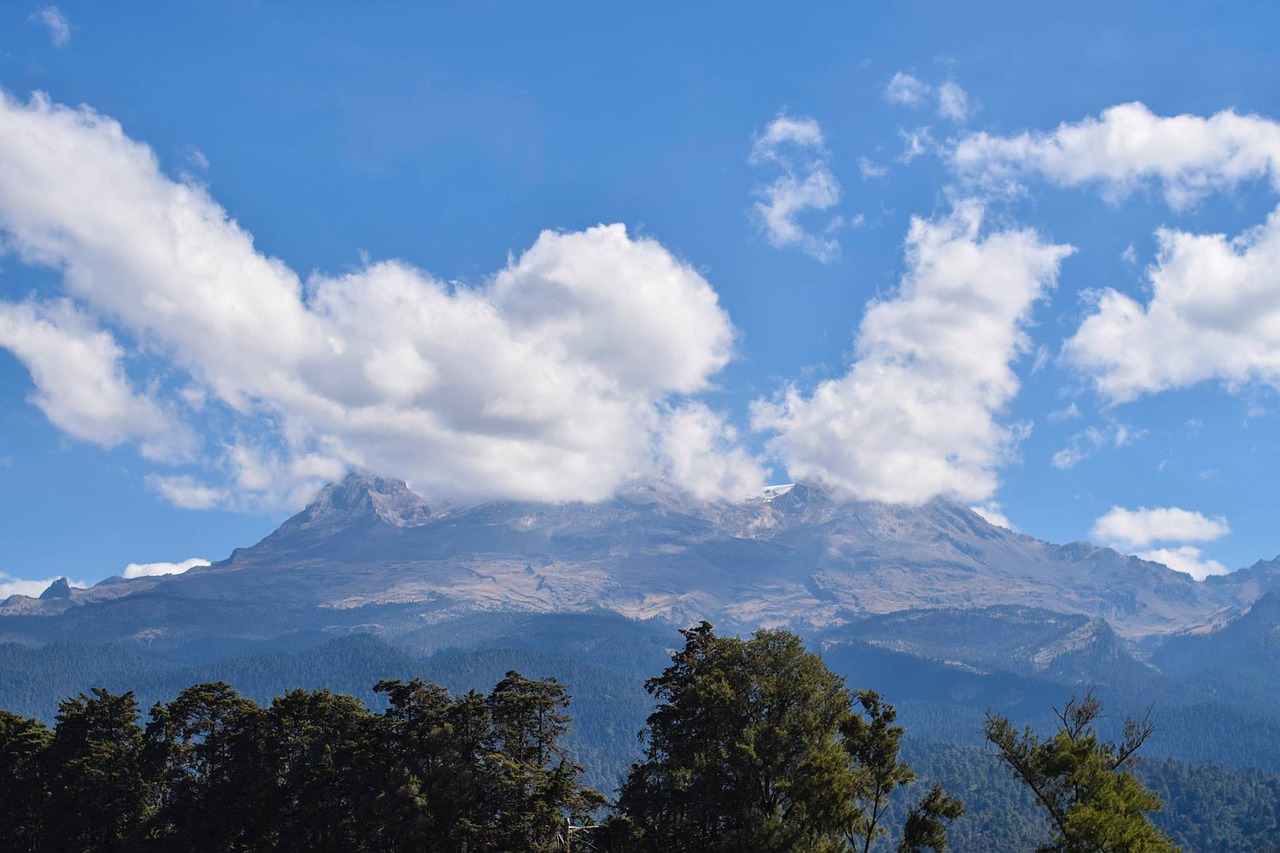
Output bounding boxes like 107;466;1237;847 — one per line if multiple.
280;471;438;534
39;577;72;600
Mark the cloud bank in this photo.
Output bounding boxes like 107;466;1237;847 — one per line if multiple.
6;89;1271;526
0;90;765;508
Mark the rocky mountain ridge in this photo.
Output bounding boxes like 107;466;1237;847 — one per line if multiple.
5;472;1276;645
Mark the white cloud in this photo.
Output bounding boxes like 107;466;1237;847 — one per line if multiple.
752;113;826;153
0;572;85;599
955;102;1280;404
884;72;929;107
122;558;209;579
936;81;972;122
885;74;973;122
1066;208;1280;402
753;201;1073;504
657;403;767;501
1092;505;1230;581
953;102;1280;209
1051;445;1090;470
183;145;210;172
145;475;228;510
750;112;842;262
32;6;70;47
1048;402;1081;422
0;299;196;461
1135;546;1229;581
1091;505;1229;550
1051;422;1143;469
970;501;1015;530
859;156;888;179
0;90;748;508
898;127;934;164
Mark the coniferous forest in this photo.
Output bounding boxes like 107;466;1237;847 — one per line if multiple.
6;623;1272;852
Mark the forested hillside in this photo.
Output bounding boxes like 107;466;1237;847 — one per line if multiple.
3;625;1279;850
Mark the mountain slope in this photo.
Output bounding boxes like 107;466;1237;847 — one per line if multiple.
5;473;1275;644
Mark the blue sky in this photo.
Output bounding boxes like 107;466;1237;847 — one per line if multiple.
3;1;1280;592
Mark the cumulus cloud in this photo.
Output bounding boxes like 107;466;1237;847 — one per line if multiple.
753;201;1073;504
122;558;209;579
1091;506;1231;581
953;102;1280;209
32;6;70;47
1134;545;1228;581
936;82;972;122
1091;505;1229;550
955;102;1280;405
0;571;85;599
0;299;196;461
749;113;842;262
0;90;751;508
1066;209;1280;402
657;403;767;501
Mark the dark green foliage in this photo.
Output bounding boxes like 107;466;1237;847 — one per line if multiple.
984;693;1177;852
898;784;965;852
0;674;599;853
846;690;917;852
256;689;382;851
885;740;1280;853
5;619;1280;849
0;710;52;850
1140;758;1280;851
613;622;962;853
483;671;605;850
41;688;149;852
142;681;266;850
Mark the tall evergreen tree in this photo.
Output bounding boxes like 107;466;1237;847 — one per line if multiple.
41;688;148;852
614;622;961;853
485;671;604;851
0;710;52;851
142;681;264;851
256;688;382;853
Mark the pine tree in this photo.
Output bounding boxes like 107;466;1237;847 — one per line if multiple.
0;710;52;851
984;693;1178;852
41;688;148;852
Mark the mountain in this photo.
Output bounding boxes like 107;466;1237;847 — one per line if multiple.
1154;588;1280;675
8;473;1280;798
4;472;1275;645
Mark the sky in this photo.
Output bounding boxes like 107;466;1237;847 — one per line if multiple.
3;1;1280;594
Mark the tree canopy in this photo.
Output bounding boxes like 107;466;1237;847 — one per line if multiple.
984;692;1178;853
0;674;600;852
612;622;963;852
